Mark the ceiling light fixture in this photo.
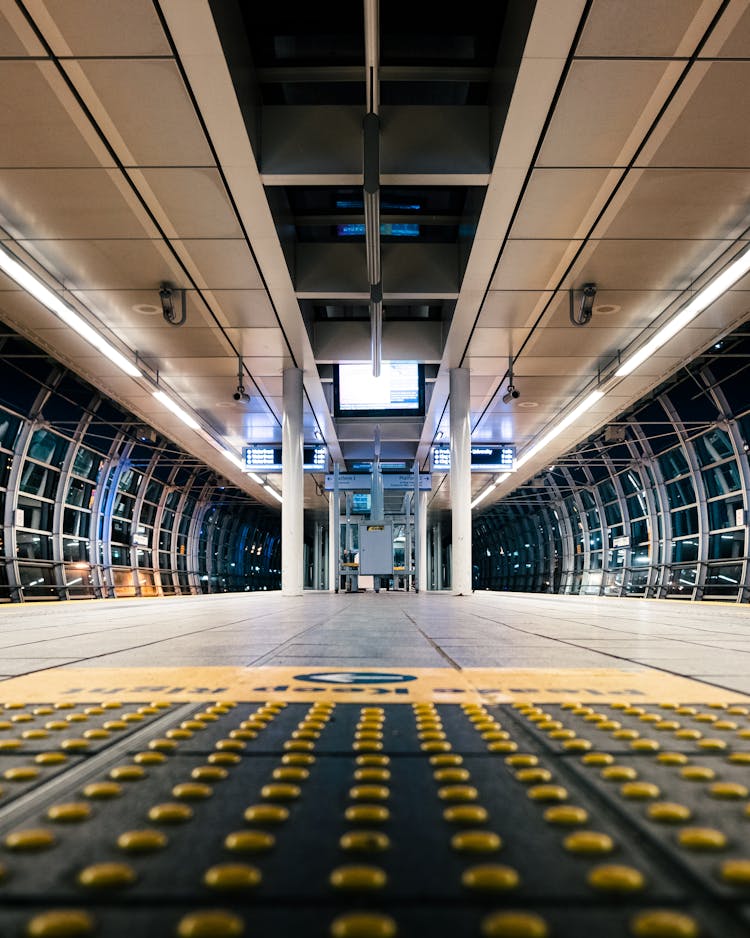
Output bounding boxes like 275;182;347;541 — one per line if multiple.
515;389;604;471
222;449;245;471
263;484;283;503
616;245;750;377
152;389;200;431
470;481;497;510
0;243;141;378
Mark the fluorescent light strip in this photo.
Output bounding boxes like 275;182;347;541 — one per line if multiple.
0;244;141;378
222;449;245;471
248;472;265;486
152;390;200;431
515;389;604;471
616;244;750;378
264;484;283;503
471;482;497;510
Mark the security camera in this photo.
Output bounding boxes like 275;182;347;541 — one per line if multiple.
233;385;250;403
502;385;520;405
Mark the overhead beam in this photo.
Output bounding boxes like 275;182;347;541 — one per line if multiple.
260;106;490;182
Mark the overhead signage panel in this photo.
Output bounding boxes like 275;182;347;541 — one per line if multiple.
324;473;431;491
244;444;327;473
431;444;516;473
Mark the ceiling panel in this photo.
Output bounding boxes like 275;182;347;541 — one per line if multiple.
69;59;213;166
116;325;231;359
543;288;683;330
538;60;672;167
36;0;171;56
0;169;156;240
576;0;708;56
174;240;265;290
523;324;646;359
509;168;613;239
490;240;583;291
0;7;45;55
701;3;750;56
0;62;103;168
138;168;242;239
643;62;750;168
203;290;279;329
16;238;181;289
477;291;555;329
595;169;750;241
225;328;291;358
562;238;735;292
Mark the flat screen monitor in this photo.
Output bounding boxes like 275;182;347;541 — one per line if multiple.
334;362;424;418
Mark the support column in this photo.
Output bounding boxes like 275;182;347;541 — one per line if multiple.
450;367;472;595
417;491;427;591
282;367;304;596
313;522;321;590
328;491;337;592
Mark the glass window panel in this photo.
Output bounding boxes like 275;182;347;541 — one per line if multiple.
117;469;141;495
702;461;740;498
580;490;595;510
111;545;130;565
0;452;10;489
144;479;163;503
589;530;602;550
136;549;153;568
18;563;57;597
708;495;745;531
113;493;135;520
66;478;94;509
626;493;647;520
658;447;689;481
27;429;68;467
708;530;746;561
671;507;698;537
166;490;181;511
111;518;131;543
159;551;172;571
16;531;54;561
72;447;101;481
161;509;175;533
589;551;603;570
140;502;157;526
694;428;734;467
586;509;600;531
599;480;616;504
17;495;53;531
19;462;59;499
620;470;642;498
62;538;89;562
604;502;622;526
667;565;697;596
704;564;743;597
666;476;695;509
672;539;698;563
626;570;649;593
0;409;21;450
631;519;649;545
64;563;95;597
63;508;90;538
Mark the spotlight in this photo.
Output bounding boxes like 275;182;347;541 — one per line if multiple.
569;282;597;327
159;283;187;326
502;385;520;405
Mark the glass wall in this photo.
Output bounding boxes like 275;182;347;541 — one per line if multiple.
473;323;750;603
0;328;280;601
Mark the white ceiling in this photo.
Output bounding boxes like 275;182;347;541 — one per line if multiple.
0;0;748;518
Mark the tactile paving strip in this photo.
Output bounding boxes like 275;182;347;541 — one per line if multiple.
0;698;748;937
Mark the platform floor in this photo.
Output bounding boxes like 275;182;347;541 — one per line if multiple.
0;592;749;938
0;590;749;694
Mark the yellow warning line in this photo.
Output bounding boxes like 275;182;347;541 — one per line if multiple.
0;666;746;704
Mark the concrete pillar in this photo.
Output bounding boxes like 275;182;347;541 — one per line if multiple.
450;367;472;595
328;490;337;592
282;367;304;595
417;491;428;591
313;522;321;590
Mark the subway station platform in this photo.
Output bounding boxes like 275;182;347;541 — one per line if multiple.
1;593;750;938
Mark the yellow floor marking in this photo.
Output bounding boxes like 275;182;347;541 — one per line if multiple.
0;666;746;704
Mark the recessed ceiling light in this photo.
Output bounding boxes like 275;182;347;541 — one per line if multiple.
594;304;620;315
132;303;160;315
517;401;539;408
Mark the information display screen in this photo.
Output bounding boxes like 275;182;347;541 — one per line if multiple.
334;362;424;418
431;444;516;472
243;444;327;473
